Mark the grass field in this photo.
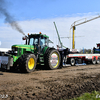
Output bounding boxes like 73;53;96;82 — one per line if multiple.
70;91;100;100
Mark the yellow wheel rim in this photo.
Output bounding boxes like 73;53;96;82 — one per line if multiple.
53;53;59;68
28;58;35;70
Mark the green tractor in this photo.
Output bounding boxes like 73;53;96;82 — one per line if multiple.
1;33;61;73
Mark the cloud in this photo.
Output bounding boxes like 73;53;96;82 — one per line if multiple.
0;14;100;50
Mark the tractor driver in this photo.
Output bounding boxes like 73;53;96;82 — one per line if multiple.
40;40;43;46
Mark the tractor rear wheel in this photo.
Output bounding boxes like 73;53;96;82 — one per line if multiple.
45;49;61;70
20;54;36;73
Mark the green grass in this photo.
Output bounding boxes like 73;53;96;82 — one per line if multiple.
70;91;100;100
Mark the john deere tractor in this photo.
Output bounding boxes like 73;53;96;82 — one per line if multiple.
1;33;61;73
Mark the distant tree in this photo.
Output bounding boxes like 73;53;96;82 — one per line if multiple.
79;49;92;54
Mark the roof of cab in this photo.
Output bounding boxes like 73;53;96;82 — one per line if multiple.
29;33;49;38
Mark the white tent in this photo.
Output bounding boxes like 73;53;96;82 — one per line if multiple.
0;48;11;52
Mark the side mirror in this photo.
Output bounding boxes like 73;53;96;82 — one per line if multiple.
22;36;27;40
22;37;26;40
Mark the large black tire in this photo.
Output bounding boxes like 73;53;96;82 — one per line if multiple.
45;49;61;70
19;54;36;73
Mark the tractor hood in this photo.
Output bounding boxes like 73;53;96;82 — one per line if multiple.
12;45;34;50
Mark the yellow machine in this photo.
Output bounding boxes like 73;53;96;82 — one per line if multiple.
70;15;100;49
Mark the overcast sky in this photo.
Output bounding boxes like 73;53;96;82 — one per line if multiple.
0;0;100;50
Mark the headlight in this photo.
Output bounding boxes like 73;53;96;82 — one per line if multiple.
11;47;18;56
14;51;18;53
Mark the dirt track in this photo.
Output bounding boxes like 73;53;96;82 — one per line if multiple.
0;64;100;100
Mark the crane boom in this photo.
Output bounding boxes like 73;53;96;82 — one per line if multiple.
53;22;67;48
70;15;100;29
61;36;84;38
70;15;100;49
53;22;63;48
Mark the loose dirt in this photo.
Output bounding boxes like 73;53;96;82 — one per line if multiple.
0;64;100;100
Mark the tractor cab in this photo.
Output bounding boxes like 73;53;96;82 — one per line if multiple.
28;33;49;46
26;33;50;55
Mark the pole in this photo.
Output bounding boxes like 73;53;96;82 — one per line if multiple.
72;26;75;49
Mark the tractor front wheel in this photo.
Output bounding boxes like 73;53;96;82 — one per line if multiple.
20;54;36;73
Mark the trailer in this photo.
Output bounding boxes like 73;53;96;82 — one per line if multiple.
59;44;100;66
66;53;100;65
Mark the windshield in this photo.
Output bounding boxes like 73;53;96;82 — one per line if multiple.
29;37;38;45
40;37;49;47
28;36;49;46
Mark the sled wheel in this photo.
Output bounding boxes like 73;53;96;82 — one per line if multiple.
70;58;75;66
97;57;100;64
92;57;96;64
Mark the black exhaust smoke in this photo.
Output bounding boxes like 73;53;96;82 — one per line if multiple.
0;0;25;36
